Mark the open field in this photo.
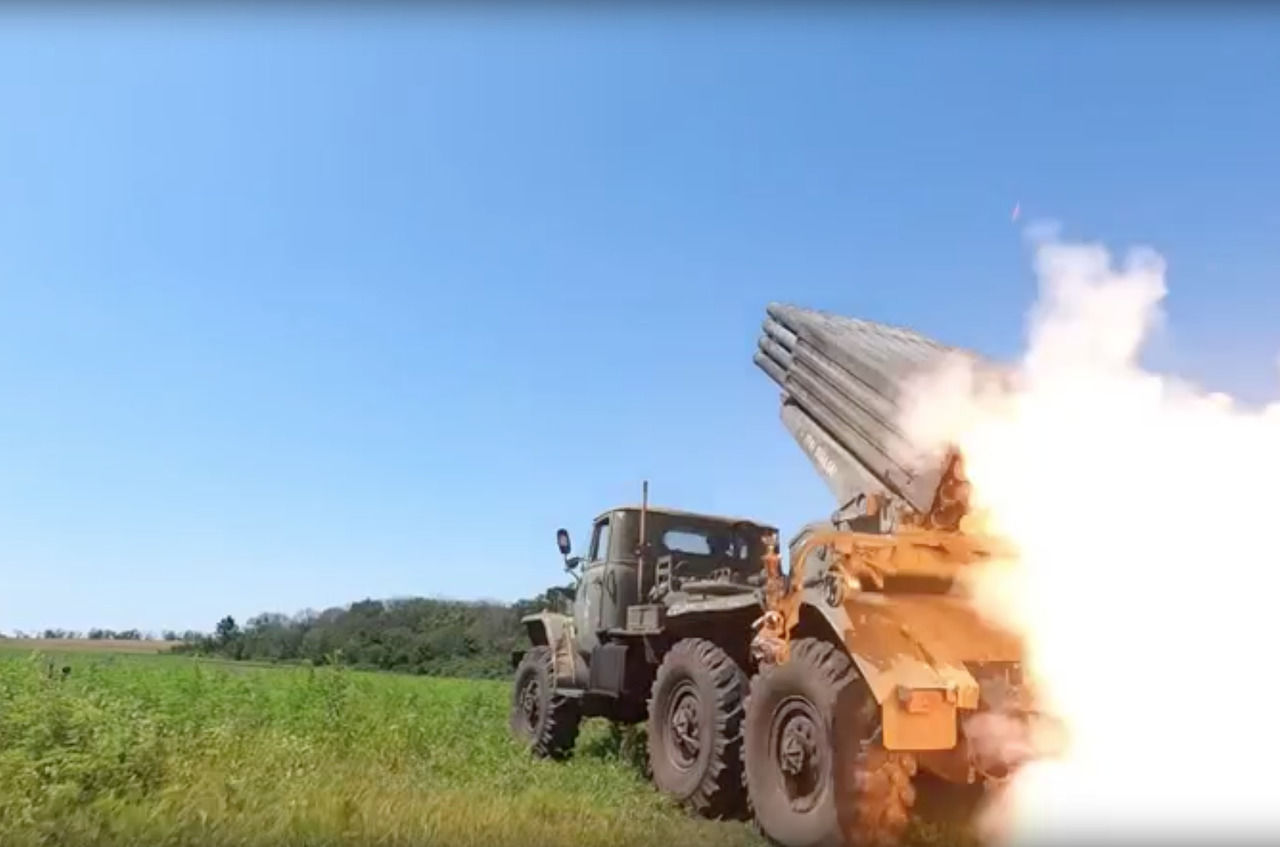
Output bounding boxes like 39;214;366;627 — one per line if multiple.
0;637;178;654
0;645;971;847
0;645;767;847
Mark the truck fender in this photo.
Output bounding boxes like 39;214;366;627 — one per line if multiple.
796;596;893;703
519;612;582;689
798;594;982;752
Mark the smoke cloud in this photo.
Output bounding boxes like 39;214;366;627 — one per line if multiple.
898;227;1280;846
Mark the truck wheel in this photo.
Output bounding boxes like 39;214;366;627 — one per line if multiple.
510;645;581;760
647;637;749;819
743;638;915;847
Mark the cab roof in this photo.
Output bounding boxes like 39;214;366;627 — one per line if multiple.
595;504;777;532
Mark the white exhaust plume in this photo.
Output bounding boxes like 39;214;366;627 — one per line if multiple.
899;229;1280;846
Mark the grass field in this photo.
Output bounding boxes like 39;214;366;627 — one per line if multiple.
0;642;974;847
0;643;767;847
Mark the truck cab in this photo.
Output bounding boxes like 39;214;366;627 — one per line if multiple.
563;505;773;656
510;501;778;750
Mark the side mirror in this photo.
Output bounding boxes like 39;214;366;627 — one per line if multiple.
556;528;572;556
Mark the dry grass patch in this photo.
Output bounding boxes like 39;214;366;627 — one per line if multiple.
0;637;177;654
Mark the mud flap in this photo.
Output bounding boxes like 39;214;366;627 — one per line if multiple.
881;687;959;750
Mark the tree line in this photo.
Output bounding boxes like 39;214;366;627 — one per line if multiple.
172;586;575;679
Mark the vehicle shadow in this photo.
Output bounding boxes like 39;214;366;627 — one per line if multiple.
575;719;759;826
576;719;652;779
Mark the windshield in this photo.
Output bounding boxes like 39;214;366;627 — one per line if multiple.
659;524;763;560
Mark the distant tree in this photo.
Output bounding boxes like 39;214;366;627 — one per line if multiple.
215;616;240;647
167;584;575;680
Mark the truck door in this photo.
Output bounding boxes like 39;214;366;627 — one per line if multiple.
573;515;612;655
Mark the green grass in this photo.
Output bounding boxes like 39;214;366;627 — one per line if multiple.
0;646;766;847
0;646;978;847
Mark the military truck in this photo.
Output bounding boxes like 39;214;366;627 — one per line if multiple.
510;490;778;817
510;304;1040;847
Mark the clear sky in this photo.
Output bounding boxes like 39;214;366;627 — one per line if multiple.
1;7;1277;634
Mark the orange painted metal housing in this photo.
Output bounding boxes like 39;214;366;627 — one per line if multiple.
754;523;1033;764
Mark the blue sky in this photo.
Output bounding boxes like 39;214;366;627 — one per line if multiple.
1;7;1277;633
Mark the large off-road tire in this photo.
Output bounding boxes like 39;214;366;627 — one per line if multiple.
509;646;581;760
743;638;916;847
646;637;749;819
